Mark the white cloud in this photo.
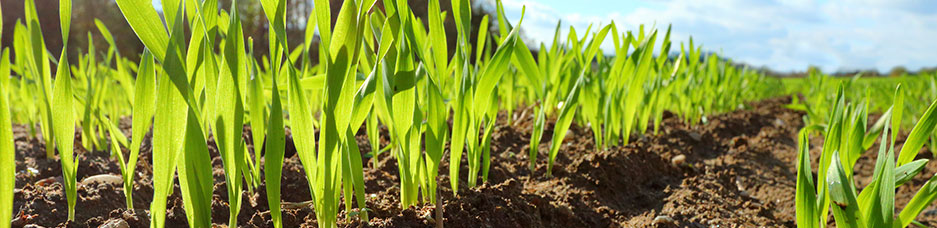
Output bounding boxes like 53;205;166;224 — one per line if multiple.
498;0;937;72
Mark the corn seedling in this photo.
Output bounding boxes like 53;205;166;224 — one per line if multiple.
48;0;77;220
544;23;611;176
449;0;526;193
796;84;937;228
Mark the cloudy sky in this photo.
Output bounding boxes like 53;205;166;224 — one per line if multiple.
495;0;937;73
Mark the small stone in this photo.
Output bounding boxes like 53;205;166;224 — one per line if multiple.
688;132;702;141
99;218;130;228
81;174;123;187
421;210;435;224
36;176;62;186
924;208;937;216
653;215;675;225
750;201;763;208
671;155;686;167
735;177;746;191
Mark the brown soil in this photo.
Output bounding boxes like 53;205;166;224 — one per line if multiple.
10;96;937;227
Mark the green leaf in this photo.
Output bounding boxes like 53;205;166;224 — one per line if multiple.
150;73;186;228
897;95;937;166
474;15;489;65
0;48;15;227
512;38;543;99
817;86;847;225
117;0;201;125
894;159;927;187
60;0;72;40
175;109;213;228
265;74;286;228
114;0;169;61
547;71;584;176
897;173;937;228
102;116;132;209
215;3;249;225
795;126;820;227
892;84;904;143
286;46;318;222
864;107;892;150
426;0;448;83
249;59;267;185
367;110;381;169
23;0;56;160
51;49;77;221
865;124;895;227
827;151;862;228
528;107;545;171
125;50;156;209
474;11;522;117
545;24;611;176
422;75;447;204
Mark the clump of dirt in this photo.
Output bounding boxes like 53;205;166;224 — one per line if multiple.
11;96;937;227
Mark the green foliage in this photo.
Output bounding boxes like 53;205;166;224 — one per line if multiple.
796;85;937;228
122;50;156;209
0;0;823;226
51;0;77;220
216;2;249;225
0;47;14;228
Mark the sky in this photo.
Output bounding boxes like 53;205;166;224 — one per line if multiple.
495;0;937;73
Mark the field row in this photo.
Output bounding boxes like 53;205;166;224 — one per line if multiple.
1;0;936;227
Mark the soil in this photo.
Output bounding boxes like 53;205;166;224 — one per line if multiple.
10;96;937;227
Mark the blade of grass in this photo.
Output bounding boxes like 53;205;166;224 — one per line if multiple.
215;2;249;225
265;69;286;228
827;151;862;228
150;73;186;227
123;50;156;209
897;95;937;166
51;0;76;216
176;108;214;227
0;47;15;227
795;125;822;227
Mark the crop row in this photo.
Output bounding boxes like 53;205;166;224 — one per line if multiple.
3;0;929;227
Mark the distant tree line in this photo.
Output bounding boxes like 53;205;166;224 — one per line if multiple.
753;65;936;78
0;0;500;70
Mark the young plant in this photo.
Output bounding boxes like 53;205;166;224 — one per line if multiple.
115;0;215;226
416;0;450;205
449;0;525;193
0;23;14;227
215;2;251;225
263;66;286;228
257;0;297;225
268;0;373;226
113;50;156;209
20;0;57;159
248;45;267;190
545;24;611;176
50;0;78;220
796;85;937;228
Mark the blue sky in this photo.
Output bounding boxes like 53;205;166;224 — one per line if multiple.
496;0;937;72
